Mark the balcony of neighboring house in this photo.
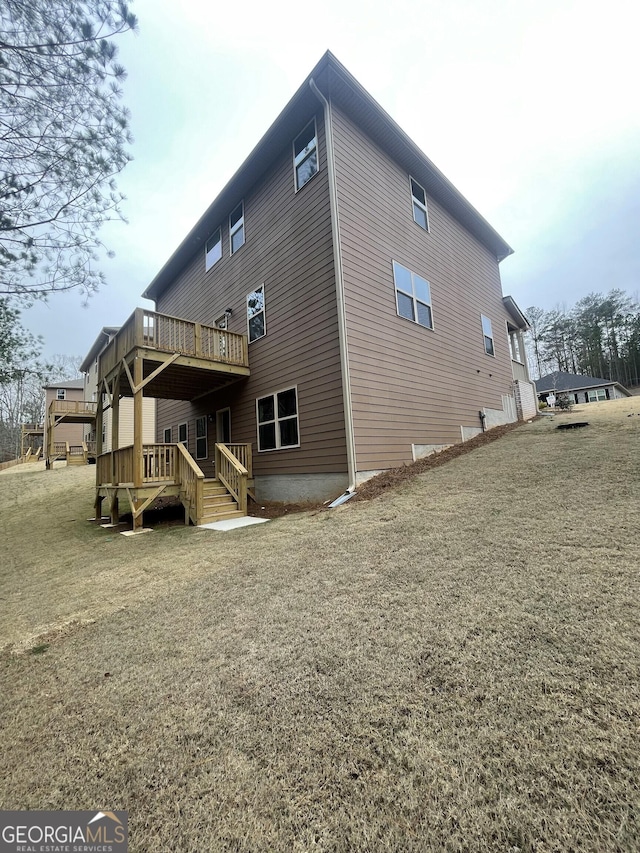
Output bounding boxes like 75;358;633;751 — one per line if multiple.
45;400;98;468
93;308;252;532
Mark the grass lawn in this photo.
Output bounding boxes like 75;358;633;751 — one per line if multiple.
1;398;640;851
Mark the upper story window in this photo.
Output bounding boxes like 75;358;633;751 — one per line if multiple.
482;315;495;356
230;202;245;254
393;261;433;329
257;387;299;451
293;120;318;191
247;285;266;343
205;227;222;270
56;388;66;400
410;178;429;231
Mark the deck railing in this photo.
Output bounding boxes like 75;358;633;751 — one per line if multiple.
226;443;253;479
176;442;205;524
98;444;178;485
53;441;67;456
99;308;249;380
215;443;248;514
48;400;97;415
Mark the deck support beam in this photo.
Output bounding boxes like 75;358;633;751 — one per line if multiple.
132;357;144;531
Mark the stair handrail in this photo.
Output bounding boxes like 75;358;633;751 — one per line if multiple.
215;443;248;514
176;442;205;524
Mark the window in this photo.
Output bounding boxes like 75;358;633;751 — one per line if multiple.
178;422;187;444
56;388;66;400
215;313;228;330
392;261;433;329
195;416;207;459
587;388;608;402
247;285;266;343
294;120;318;191
481;315;495;356
509;330;523;362
163;427;172;443
229;202;244;254
410;178;429;230
205;227;222;271
257;388;299;451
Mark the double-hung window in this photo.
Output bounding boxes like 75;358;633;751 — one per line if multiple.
178;422;188;445
293;120;318;191
410;178;429;230
247;285;266;343
257;388;299;451
163;427;172;443
195;416;207;459
230;202;244;254
481;315;495;356
205;227;222;271
56;388;66;400
393;261;433;329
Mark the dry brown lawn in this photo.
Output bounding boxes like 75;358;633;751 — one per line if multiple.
1;398;640;851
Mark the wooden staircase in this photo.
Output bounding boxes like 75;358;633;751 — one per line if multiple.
199;477;245;524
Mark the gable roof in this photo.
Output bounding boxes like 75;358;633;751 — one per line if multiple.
80;326;121;373
536;371;632;396
142;51;513;303
43;378;84;390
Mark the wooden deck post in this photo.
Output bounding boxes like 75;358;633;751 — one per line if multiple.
132;356;144;531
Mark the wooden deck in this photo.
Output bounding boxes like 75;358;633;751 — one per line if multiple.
98;308;250;399
95;442;253;529
46;401;97;468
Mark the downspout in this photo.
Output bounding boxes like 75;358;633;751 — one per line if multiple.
309;78;357;499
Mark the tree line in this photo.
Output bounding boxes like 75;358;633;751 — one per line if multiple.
526;289;640;388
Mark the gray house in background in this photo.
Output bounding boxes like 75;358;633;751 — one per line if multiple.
536;372;632;405
96;51;535;520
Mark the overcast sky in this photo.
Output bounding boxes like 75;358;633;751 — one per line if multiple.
25;0;640;359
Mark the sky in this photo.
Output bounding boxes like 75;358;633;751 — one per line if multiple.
24;0;640;360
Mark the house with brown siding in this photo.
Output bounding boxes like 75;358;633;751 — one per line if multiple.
94;52;532;527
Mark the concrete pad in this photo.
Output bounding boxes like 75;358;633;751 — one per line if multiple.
120;528;154;536
100;522;126;528
199;517;269;531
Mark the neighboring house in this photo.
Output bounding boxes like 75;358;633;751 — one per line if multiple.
81;327;156;451
43;379;85;455
95;52;533;527
503;297;537;420
536;372;632;405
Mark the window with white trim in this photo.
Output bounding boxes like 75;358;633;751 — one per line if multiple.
195;416;207;459
247;285;266;343
587;388;608;402
294;120;318;191
482;315;495;356
163;427;172;443
205;227;222;270
257;388;299;451
393;261;433;329
230;202;244;254
410;177;429;230
178;422;187;444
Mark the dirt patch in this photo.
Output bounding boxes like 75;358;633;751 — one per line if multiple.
353;419;527;502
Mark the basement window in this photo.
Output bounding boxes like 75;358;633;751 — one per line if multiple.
205;227;222;271
294;120;318;191
257;387;299;451
482;315;495;356
410;177;429;230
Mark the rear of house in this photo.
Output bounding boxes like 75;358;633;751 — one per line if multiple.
112;51;530;507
